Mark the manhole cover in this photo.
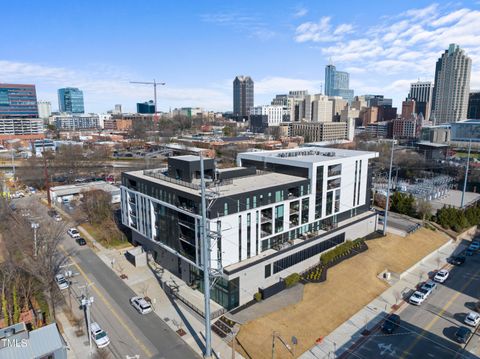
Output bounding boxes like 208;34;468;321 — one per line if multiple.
164;317;170;322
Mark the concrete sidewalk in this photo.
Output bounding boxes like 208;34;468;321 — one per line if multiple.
300;238;468;359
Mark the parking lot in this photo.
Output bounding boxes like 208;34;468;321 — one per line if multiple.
345;244;480;359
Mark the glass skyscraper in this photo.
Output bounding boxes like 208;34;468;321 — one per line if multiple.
0;83;39;118
324;65;354;103
58;87;85;113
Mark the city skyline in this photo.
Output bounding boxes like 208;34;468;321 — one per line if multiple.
1;0;479;113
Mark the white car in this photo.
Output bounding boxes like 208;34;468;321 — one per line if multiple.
464;312;480;327
90;322;110;348
130;296;153;314
420;280;437;295
409;291;427;305
434;269;449;283
67;228;80;239
54;274;69;290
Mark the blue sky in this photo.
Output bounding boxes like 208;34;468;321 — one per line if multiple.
1;0;479;113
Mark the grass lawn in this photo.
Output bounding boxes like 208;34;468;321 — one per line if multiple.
455;151;480;159
81;222;130;249
235;228;449;359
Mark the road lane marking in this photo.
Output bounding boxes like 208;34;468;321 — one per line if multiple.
60;245;153;358
400;266;480;359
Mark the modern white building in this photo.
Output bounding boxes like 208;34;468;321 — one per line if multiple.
250;105;286;127
120;148;378;309
50;114;100;130
37;101;52;119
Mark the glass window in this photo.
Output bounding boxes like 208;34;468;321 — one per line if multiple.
253;196;257;208
265;264;271;278
327;178;341;190
238;216;242;261
326;191;333;216
275;205;284;233
247;213;251;258
246;198;250;210
328;164;342;177
224;202;228;216
301;198;309;224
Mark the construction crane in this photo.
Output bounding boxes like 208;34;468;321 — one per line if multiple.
129;79;166;118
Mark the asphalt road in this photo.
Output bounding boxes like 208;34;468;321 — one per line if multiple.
15;195;199;359
346;248;480;359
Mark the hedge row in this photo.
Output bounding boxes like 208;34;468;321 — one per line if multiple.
320;238;365;266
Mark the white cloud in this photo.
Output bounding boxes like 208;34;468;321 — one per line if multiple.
295;17;354;43
293;7;308;18
0;60;232;112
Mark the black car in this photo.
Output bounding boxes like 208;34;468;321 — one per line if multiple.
449;255;466;265
381;314;400;334
76;237;87;246
455;326;472;344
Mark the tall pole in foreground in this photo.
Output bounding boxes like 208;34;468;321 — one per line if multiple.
383;139;395;236
461;139;472;208
200;152;212;358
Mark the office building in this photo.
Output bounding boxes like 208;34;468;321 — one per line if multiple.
361;107;378;126
365;121;392;138
120;148;378;309
0;118;44;142
37;100;52;119
451;119;480;142
250;105;286;130
468;92;480;119
409;81;433;120
233;76;254;118
304;94;333;122
401;99;416;119
324;65;354;102
137;101;155;114
0;83;38;118
365;95;392;107
51;114;99;130
432;44;472;124
393;118;418;138
281;119;355;142
58;88;85;114
329;96;348;121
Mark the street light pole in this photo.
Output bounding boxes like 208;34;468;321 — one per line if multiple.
383;139;395;236
31;222;39;258
461;138;472;208
200;152;212;358
80;283;94;356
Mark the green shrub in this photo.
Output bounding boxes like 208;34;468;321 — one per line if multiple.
320;238;365;266
284;273;301;287
254;292;262;302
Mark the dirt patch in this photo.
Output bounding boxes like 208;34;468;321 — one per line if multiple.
235;228;449;359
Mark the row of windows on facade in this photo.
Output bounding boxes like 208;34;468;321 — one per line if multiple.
264;232;346;278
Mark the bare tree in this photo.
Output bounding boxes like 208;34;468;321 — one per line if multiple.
82;190;112;224
416;199;433;223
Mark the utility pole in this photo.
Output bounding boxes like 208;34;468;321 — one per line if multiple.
31;222;39;258
383;139;395;236
11;149;15;180
200;152;212;358
461;138;472;208
129;80;166;120
42;140;51;207
79;283;94;356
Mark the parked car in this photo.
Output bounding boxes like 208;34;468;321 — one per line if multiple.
466;248;474;256
420;280;437;295
455;326;472;344
449;255;466;265
381;314;400;334
409;291;427;305
469;241;480;251
48;210;62;222
67;228;80;239
54;274;69;290
76;237;87;246
434;269;449;283
130;296;153;315
464;312;480;327
28;186;36;194
90;322;110;348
